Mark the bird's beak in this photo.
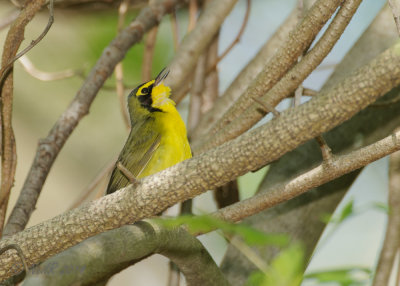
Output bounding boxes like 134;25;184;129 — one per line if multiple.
154;68;170;86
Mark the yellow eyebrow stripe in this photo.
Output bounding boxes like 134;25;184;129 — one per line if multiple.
137;80;155;95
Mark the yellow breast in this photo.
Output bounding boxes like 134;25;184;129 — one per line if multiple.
139;107;192;178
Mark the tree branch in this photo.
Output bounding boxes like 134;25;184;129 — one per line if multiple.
216;0;250;63
190;7;299;140
220;4;400;282
0;0;49;235
194;0;360;153
372;150;400;286
0;41;399;281
19;129;400;284
167;0;238;101
3;0;184;237
22;221;229;286
214;129;400;222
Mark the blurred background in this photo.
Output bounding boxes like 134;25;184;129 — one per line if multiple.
0;0;391;284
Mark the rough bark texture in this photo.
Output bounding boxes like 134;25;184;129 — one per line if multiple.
220;5;400;284
193;0;343;153
22;221;229;286
0;38;399;281
4;0;184;237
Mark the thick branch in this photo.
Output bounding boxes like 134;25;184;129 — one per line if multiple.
199;0;362;151
0;41;399;281
214;129;400;222
3;0;184;237
220;4;400;283
22;221;229;286
190;8;299;140
193;0;343;152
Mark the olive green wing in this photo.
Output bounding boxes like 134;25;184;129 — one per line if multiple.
106;120;161;194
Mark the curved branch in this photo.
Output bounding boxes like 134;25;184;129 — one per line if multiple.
22;221;229;286
0;41;399;281
216;0;251;63
18;55;84;81
0;0;54;87
0;0;49;235
3;0;184;237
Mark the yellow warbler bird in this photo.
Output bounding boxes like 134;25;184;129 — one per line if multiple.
107;68;192;194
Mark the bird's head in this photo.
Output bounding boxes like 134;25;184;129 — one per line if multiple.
128;68;174;115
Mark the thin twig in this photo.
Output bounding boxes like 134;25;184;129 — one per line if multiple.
303;87;318;96
188;54;206;132
293;84;303;106
251;96;280;117
214;180;239;208
229;236;268;272
389;0;400;37
217;0;250;63
0;0;54;88
115;0;131;130
115;64;130;130
188;0;198;32
201;32;220;114
18;55;84;81
167;0;238;95
315;135;333;161
142;26;159;82
170;11;180;50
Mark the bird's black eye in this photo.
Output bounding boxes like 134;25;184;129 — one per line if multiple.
141;87;149;94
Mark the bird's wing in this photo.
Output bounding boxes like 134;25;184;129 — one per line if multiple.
106;119;161;194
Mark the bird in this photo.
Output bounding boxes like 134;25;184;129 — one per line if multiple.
106;68;192;194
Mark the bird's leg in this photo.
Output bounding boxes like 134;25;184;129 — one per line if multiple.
117;162;137;184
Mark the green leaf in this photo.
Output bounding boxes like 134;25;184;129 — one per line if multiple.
246;271;268;286
371;202;390;214
304;267;371;286
157;215;289;247
337;199;355;223
323;199;356;224
245;244;305;286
